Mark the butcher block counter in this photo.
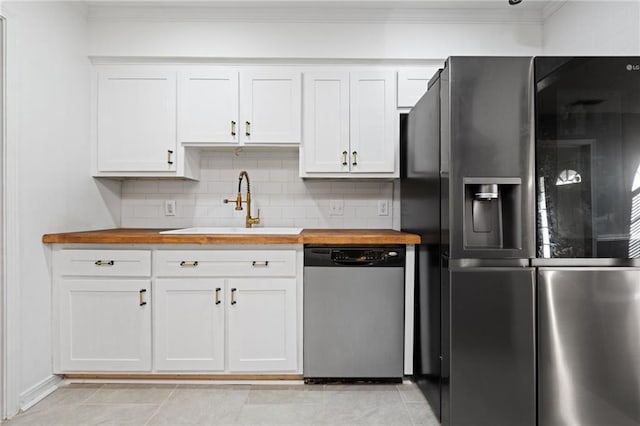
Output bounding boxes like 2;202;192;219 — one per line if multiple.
42;228;421;245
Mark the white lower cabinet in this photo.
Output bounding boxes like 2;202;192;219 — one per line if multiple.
58;279;152;372
228;278;297;372
53;247;300;375
154;279;226;372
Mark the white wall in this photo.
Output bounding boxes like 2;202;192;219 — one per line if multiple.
122;149;395;229
87;8;543;59
3;1;119;417
543;0;640;55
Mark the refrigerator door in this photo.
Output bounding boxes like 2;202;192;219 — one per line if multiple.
446;57;535;259
538;268;640;426
536;57;640;259
447;266;536;426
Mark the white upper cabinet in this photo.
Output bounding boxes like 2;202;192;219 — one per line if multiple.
240;70;301;144
302;71;350;173
350;71;396;174
178;68;301;145
96;69;177;172
301;70;398;178
178;69;239;144
397;66;441;108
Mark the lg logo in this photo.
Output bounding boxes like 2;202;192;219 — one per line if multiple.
626;64;640;71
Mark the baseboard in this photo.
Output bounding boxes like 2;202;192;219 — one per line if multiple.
64;373;303;381
18;375;64;412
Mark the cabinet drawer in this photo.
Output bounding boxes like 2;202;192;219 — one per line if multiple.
155;250;297;277
55;250;151;277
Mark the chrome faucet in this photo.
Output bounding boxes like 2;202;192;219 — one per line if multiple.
224;170;260;228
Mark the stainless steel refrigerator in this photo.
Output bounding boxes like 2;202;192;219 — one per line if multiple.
535;56;640;426
402;56;537;426
402;56;640;426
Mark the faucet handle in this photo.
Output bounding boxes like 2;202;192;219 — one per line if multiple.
223;197;244;211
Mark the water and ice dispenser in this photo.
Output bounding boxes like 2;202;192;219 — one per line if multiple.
463;178;522;250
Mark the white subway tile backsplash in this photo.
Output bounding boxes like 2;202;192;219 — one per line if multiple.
120;149;396;229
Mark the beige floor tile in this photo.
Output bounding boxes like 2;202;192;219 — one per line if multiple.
26;384;103;413
146;387;248;425
235;403;324;426
397;383;428;403
5;381;435;426
6;403;158;426
405;401;440;426
321;401;413;426
323;388;403;406
85;384;176;405
247;385;322;405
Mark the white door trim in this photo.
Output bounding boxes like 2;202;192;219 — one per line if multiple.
1;9;21;419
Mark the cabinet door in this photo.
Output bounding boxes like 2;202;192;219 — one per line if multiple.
397;67;440;108
302;72;350;173
227;278;297;372
97;69;177;172
350;71;396;173
240;70;301;144
178;70;239;144
58;279;151;372
154;279;225;371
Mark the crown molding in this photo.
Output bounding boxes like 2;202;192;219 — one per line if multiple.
89;56;447;66
87;2;545;24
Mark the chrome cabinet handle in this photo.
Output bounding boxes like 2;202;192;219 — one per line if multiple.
231;288;237;305
215;287;221;305
231;120;236;136
252;261;269;268
179;261;199;267
342;151;348;166
167;149;174;165
95;260;114;266
245;121;251;136
352;151;358;166
139;289;147;307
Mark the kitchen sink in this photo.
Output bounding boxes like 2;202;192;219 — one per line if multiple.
160;227;303;235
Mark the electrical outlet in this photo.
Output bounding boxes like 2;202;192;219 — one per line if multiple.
329;199;344;216
378;200;389;216
164;200;177;216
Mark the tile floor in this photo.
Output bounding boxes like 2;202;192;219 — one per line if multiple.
4;382;439;426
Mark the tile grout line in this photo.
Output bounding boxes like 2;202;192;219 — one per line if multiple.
397;383;416;426
143;384;178;426
79;383;105;405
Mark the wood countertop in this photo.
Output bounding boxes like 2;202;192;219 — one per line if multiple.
42;228;421;245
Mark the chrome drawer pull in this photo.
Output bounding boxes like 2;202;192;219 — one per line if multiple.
179;261;199;267
139;289;147;307
231;120;237;136
342;151;348;166
252;261;269;267
95;260;114;266
215;288;221;305
231;288;237;305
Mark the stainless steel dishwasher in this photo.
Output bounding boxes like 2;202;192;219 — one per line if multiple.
303;246;405;382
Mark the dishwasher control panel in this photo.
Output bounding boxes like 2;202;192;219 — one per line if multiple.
304;246;405;267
